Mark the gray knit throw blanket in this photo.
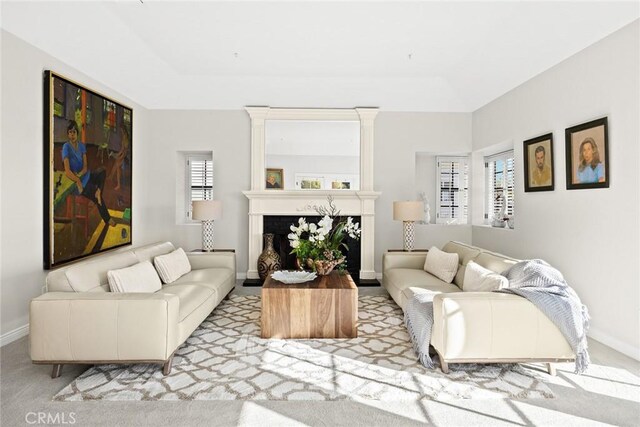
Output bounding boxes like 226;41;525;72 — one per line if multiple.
404;292;436;369
501;259;591;374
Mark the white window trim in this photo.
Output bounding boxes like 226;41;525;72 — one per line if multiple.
484;150;515;224
435;156;469;225
185;153;213;221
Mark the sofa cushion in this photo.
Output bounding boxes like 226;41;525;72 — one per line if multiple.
133;241;175;263
402;285;461;308
155;283;216;322
463;261;509;292
172;267;235;291
442;241;481;288
424;247;459;283
64;251;139;293
107;261;162;293
385;268;461;309
154;248;192;284
475;251;518;275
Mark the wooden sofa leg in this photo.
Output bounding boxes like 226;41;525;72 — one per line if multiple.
547;363;556;376
162;355;174;376
51;364;63;379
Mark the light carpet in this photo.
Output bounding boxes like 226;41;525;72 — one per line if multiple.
54;295;554;401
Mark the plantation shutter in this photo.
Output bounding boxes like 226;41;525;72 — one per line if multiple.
436;156;468;224
485;150;515;220
187;155;213;219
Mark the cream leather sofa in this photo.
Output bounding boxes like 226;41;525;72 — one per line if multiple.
30;242;236;378
383;241;574;374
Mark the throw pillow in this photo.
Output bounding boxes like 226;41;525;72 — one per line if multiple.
423;246;459;283
463;261;509;292
107;261;162;293
153;247;192;284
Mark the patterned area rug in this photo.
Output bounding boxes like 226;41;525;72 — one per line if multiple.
54;295;554;401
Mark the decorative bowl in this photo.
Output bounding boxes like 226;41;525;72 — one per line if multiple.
271;270;317;284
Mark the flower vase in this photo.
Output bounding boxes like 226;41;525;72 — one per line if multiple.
257;233;281;280
313;257;345;276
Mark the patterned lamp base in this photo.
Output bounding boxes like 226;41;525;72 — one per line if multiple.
403;221;416;252
202;220;215;252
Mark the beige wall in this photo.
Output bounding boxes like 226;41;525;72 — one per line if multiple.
0;31;150;339
471;21;640;359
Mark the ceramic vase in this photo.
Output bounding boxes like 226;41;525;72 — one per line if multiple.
257;233;281;280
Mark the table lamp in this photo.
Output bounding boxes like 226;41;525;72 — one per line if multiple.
393;201;424;251
192;200;222;251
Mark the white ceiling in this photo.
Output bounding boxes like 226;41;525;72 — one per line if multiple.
2;1;638;111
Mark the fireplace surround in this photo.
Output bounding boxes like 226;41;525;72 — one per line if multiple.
263;215;362;281
243;107;380;283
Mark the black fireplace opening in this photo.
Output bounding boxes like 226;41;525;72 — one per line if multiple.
263;215;362;283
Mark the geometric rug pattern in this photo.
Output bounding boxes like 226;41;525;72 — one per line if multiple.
54;295;554;401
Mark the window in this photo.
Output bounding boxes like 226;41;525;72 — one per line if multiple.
485;151;515;221
186;154;213;220
436;156;469;224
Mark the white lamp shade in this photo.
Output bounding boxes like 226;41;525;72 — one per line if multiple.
192;200;222;220
393;201;424;221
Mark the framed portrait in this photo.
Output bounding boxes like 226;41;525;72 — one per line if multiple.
331;181;351;189
44;71;133;269
523;133;554;192
266;168;284;189
565;117;609;190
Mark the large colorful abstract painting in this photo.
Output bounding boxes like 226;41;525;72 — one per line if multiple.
44;71;132;269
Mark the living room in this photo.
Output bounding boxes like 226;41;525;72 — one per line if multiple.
1;1;639;426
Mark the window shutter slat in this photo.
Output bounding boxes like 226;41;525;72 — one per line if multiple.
187;156;213;219
436;156;468;224
485;150;515;221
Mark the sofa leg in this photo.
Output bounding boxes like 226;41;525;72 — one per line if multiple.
51;364;63;379
547;363;556;376
434;349;449;374
162;356;174;376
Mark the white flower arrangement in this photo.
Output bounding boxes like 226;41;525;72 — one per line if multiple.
287;197;361;273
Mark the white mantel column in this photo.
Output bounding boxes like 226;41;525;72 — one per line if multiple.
245;107;269;279
356;108;378;192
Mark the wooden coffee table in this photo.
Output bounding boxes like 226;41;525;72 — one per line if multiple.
261;271;358;339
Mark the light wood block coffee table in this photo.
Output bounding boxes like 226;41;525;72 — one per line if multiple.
261;271;358;339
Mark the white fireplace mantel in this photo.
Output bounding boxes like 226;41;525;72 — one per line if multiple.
243;107;380;280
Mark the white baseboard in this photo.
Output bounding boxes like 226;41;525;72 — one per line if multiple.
588;327;640;361
236;273;247;280
1;324;29;347
376;273;383;281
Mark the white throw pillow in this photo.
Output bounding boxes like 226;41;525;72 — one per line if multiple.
153;248;192;284
463;261;509;292
107;261;162;293
423;246;459;283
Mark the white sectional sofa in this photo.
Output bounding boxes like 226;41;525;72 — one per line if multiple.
383;241;575;374
30;242;236;378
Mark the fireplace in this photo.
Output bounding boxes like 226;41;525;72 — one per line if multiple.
242;107;380;285
263;215;361;282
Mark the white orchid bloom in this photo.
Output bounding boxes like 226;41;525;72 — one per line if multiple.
287;233;298;241
309;223;317;233
290;240;300;248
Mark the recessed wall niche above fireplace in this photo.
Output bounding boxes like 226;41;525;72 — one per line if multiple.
243;107;380;283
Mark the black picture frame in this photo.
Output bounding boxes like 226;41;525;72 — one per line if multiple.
565;117;609;190
523;133;554;192
44;71;133;269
